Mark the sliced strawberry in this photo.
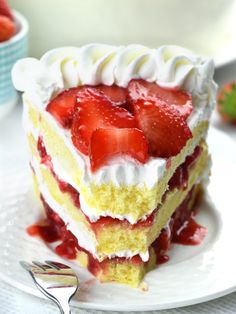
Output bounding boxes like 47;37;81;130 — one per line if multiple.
90;128;148;172
128;79;193;120
94;85;127;106
46;88;80;128
71;87;136;155
0;0;13;20
133;98;192;158
0;15;15;42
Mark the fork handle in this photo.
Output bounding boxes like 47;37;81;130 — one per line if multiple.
58;301;71;314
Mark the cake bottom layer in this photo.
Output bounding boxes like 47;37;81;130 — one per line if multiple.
28;184;207;287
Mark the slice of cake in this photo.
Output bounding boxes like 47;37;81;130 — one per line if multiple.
12;44;216;287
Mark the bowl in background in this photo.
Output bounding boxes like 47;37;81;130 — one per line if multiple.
0;10;28;118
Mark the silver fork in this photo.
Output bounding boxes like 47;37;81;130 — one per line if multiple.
20;260;79;314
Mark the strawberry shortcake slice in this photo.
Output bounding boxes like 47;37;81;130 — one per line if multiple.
12;44;216;287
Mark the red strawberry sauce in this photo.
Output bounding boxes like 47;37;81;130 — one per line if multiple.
168;146;202;191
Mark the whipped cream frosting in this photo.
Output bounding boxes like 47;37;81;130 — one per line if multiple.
12;44;217;109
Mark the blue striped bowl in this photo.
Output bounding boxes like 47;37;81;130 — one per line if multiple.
0;10;28;117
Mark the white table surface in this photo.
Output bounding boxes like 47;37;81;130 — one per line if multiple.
0;62;236;314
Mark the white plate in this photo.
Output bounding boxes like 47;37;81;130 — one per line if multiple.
0;127;236;312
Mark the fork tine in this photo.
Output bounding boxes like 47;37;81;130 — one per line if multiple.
32;261;51;270
20;260;78;313
45;260;70;270
45;260;61;270
20;261;33;271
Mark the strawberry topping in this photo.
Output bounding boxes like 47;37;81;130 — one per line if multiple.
71;87;136;155
0;0;13;20
133;98;192;157
0;15;15;42
128;79;193;120
46;88;80;128
94;85;127;106
46;80;195;170
90;128;148;172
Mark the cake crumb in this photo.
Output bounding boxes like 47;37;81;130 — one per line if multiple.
139;281;149;292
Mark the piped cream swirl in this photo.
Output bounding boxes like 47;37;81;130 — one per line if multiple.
12;44;217;109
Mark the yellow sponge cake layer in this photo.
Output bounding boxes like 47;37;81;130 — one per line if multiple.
25;97;209;222
29;129;209;260
84;248;157;287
